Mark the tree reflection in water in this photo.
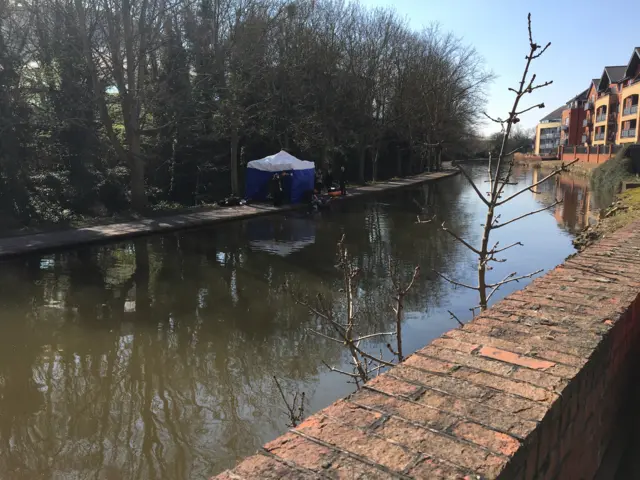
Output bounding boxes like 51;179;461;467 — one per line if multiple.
0;165;581;479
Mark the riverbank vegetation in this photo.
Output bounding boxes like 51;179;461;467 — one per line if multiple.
573;146;640;250
0;0;490;228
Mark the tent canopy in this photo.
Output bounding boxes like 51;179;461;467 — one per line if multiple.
247;150;315;172
245;150;315;203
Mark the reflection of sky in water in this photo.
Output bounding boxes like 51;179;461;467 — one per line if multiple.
0;164;597;479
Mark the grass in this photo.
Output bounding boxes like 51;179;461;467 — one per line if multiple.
573;180;640;251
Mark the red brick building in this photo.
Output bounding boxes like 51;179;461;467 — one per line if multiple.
582;79;599;144
560;90;587;146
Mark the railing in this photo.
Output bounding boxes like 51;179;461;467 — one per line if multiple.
596;114;607;122
561;124;569;131
621;129;637;138
581;135;588;144
584;101;593;111
595;133;605;141
623;105;639;116
583;118;592;127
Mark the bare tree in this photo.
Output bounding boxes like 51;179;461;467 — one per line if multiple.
273;376;305;428
428;13;578;313
296;236;419;388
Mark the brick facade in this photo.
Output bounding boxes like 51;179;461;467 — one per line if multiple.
215;221;640;479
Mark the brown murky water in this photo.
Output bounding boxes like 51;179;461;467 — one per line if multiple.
0;165;600;479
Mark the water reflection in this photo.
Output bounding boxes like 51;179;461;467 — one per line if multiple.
0;165;582;479
531;167;598;233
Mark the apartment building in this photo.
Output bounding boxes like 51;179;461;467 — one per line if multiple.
592;65;625;145
618;48;640;144
534;106;564;155
582;79;599;144
533;47;639;159
560;90;587;146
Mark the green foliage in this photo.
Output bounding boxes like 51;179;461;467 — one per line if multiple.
591;144;634;207
0;0;491;228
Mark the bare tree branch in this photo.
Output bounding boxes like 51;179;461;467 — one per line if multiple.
493;201;561;229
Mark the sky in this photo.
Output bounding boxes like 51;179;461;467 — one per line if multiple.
358;0;640;136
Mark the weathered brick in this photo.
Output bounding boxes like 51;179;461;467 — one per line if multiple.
451;421;521;456
403;353;456;374
365;374;423;398
431;336;480;354
321;400;382;427
406;457;474;479
351;389;458;432
221;454;316;479
324;455;397;479
264;433;336;471
478;345;556;370
418;344;573;390
462;320;590;358
389;366;549;421
473;316;601;351
294;415;414;472
375;417;507;477
411;388;538;438
445;329;586;367
449;367;559;404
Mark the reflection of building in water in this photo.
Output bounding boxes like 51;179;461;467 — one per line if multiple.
531;168;592;232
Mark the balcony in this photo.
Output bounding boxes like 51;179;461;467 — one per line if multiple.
561;124;569;131
621;129;637;138
581;135;589;144
595;133;605;141
582;118;592;127
584;101;594;111
623;105;639;117
596;114;607;123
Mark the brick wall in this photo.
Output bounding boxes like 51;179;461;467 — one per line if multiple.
214;221;640;480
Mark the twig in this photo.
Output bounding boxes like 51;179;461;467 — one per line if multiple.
433;270;479;290
273;376;305;428
492;201;561;229
448;310;464;327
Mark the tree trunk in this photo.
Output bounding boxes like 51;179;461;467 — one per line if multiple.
129;133;147;211
230;127;239;197
358;143;366;184
372;147;379;182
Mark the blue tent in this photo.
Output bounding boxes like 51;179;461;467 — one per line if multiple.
245;151;315;204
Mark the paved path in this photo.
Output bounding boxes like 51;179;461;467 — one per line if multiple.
0;170;457;259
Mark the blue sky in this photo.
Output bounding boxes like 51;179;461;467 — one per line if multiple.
359;0;640;136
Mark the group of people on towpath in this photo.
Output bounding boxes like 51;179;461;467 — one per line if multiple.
269;165;347;208
315;166;347;196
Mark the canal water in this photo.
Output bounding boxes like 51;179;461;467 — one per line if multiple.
0;165;599;479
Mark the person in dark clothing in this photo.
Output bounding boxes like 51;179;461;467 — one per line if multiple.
324;169;334;193
271;173;283;206
339;165;347;196
314;169;323;193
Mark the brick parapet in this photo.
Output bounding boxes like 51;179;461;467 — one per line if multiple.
214;220;640;479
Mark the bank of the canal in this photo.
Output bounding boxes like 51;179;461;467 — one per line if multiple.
0;170;456;259
0;165;594;479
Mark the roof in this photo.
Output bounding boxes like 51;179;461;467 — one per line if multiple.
540;105;565;122
247;150;315;171
624;47;640;78
604;66;627;84
566;88;588;104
